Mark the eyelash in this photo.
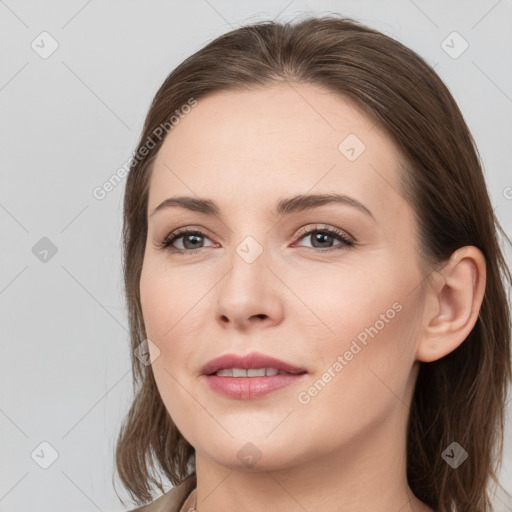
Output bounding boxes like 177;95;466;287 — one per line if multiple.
156;225;355;255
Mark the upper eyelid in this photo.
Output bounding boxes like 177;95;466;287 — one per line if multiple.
166;224;347;238
295;224;353;240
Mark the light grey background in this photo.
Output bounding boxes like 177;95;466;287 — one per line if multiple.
1;0;511;510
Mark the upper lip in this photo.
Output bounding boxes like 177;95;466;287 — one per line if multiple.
200;352;307;376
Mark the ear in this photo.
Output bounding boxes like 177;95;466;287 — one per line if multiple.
415;246;486;363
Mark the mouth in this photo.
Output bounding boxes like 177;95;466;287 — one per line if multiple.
200;352;307;376
212;367;301;377
200;352;308;399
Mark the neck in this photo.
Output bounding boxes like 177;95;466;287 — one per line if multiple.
190;409;433;512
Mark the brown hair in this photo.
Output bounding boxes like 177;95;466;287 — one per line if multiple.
114;15;512;512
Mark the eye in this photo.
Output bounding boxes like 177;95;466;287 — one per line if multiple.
293;225;354;251
157;225;355;255
157;228;214;253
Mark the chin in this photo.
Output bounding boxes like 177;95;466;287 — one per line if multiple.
195;434;310;472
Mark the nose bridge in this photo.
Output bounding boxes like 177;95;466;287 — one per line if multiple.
224;233;268;302
215;231;281;326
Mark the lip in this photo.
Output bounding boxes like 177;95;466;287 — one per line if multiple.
200;352;308;399
200;352;306;376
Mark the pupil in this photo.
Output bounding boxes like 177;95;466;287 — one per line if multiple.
184;234;202;249
313;232;332;248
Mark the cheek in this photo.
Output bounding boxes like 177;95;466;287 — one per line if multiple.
298;266;421;405
139;258;193;341
139;263;198;436
294;303;419;450
336;300;421;411
285;262;396;346
139;258;210;379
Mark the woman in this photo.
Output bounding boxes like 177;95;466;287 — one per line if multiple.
114;15;512;512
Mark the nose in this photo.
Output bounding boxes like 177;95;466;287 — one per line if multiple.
214;241;285;331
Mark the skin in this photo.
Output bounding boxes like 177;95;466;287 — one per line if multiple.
139;82;486;512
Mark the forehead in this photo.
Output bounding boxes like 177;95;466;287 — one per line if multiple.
148;83;408;221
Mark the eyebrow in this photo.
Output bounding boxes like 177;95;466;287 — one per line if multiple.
149;193;375;220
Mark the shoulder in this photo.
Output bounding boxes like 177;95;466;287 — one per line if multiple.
127;475;196;512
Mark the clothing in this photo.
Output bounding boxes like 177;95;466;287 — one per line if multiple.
128;474;196;512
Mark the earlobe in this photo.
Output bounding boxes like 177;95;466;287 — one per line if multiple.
415;246;486;363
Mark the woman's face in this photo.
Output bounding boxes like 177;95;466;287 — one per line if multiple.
140;83;429;471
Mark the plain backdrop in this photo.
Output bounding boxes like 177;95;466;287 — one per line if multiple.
1;0;511;510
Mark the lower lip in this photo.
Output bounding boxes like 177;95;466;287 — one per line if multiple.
203;374;307;399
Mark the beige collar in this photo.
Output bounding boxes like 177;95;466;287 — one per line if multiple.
178;488;197;512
